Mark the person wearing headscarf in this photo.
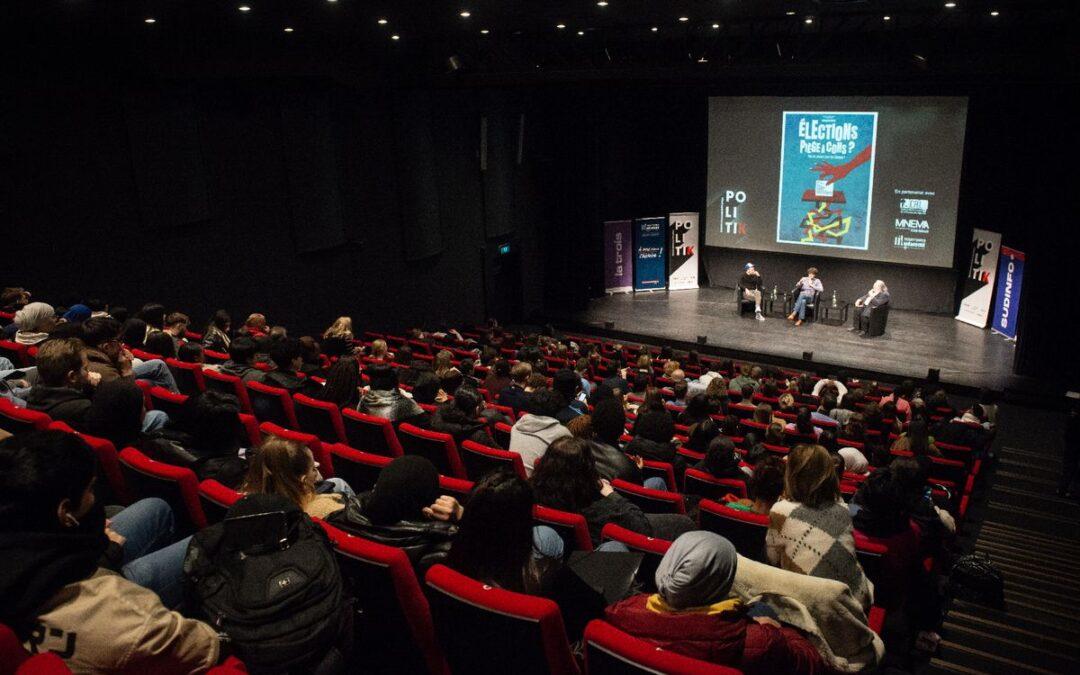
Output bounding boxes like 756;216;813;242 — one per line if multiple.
14;302;56;345
605;532;827;674
851;280;890;334
326;455;458;571
61;304;92;325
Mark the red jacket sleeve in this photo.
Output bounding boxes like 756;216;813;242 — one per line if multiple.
741;622;828;675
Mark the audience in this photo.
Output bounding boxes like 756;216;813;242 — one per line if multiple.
25;338;95;427
82;317;179;392
359;364;425;424
430;386;498;447
201;309;231;352
509;387;571;476
217;335;264;383
497;362;532;411
262;337;320;395
321;316;355;358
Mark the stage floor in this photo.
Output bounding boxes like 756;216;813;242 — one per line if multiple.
561;287;1019;391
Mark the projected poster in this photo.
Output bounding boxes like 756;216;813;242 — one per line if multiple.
777;112;877;251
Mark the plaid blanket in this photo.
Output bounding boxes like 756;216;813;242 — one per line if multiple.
765;499;873;610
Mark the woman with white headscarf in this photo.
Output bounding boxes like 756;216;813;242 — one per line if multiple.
13;302;56;345
604;531;826;673
851;280;889;334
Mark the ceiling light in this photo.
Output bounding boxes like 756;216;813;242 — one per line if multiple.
786;11;796;16
944;2;956;8
597;1;608;6
391;34;400;40
678;16;689;23
480;29;489;34
283;26;294;32
377;18;388;25
459;11;471;18
556;23;566;29
804;17;814;24
577;30;585;35
883;15;891;21
650;26;658;32
697;57;708;63
238;5;251;12
712;23;720;29
990;10;999;16
144;17;156;24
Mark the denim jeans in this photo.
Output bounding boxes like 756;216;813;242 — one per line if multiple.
532;525;565;560
109;498;190;608
133;359;179;393
142;409;169;434
643;477;668;492
317;477;356;498
792;294;813;320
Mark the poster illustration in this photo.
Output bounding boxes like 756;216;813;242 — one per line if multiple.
776;111;878;250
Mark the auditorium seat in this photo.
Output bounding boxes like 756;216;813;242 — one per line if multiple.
49;421;130;505
437;475;474;503
600;524;672;593
293;393;347;445
202;349;230;365
202;368;253;414
328;443;392;493
340;408;404;457
197;479;242;525
0;622;73;674
148;386;188;422
697;499;768;562
260;422;334;477
639;460;678;492
118;447;207;534
246;381;300;430
865;302;890;337
533;504;593;553
583;619;743;675
425;564;580;675
0;397;52;435
397;423;466;479
319;523;449;675
237;412;261;448
165;358;205;396
0;340;30;368
459;440;528;481
683;469;748;501
492;421;513;449
611;479;686;515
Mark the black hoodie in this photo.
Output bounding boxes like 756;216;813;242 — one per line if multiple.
25;385;93;427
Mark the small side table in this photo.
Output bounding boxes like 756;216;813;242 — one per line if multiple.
820;300;850;326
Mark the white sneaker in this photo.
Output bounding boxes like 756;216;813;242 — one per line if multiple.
755;312;765;321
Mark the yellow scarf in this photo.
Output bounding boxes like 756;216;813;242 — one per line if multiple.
646;593;743;616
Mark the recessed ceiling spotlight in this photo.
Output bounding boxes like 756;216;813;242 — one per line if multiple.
697;57;708;63
238;5;251;12
989;10;999;16
650;26;658;32
597;1;608;6
944;2;957;8
883;15;891;21
678;16;689;23
377;18;388;25
283;26;294;32
804;17;814;24
480;29;489;34
460;11;471;18
577;30;585;35
144;17;156;24
391;34;400;40
786;11;796;16
712;23;720;29
556;23;566;29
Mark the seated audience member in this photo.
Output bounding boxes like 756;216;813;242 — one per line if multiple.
483;358;512;399
82;317;179;392
625;409;679;466
766;444;872;610
175;391;247;487
753;403;781;427
432;350;455;380
137;303;166;333
321;316;355;358
934;405;993;456
510;387;571;476
977;389;1000;428
297;336;326;377
1;286;31;313
777;393;797;414
430;386;498;447
360;363;426;424
879;380;914;421
705;378;731;415
785;407;822;439
437;365;465;397
120;317;149;349
162;312;190;349
143;330;177;360
13;302;57;346
83;379;169;445
0;431;219;673
678;394;713;427
261;337;319;395
813;374;848;403
61;304;91;326
745;455;786;514
525;372;549;394
605;531;827;675
841;415;867;443
177;342;205;365
456;358;481;390
669;380;690;409
683;417;722;456
317;356;362;409
829;389;862;427
729;363;758;392
589;397;641;484
25;338;94;427
814;395;838;426
838;446;871;476
852;457;955;544
695;437;751;491
411;370;448;405
367;338;393;363
242;313;268;338
552;369;587;424
213;336;262;384
201;310;232;352
574;358;593;397
891;418;941;458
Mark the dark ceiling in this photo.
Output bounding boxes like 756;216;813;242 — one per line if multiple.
11;1;1078;86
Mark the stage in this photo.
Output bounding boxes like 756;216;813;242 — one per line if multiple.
556;287;1019;392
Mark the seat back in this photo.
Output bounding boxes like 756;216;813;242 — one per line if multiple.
492;421;513;449
246;380;299;429
437;476;475;503
639;460;677;492
867;303;890;337
320;523;448;675
166;358;206;396
459;440;528;481
682;469;748;501
148;386;189;422
203;368;253;414
48;421;130;505
202;349;230;364
611;479;685;515
340;408;404;457
697;499;769;561
260;422;334;477
293;393;347;444
0;340;29;367
532;504;593;552
599;524;671;593
0;398;52;435
197;479;243;525
329;443;393;493
118;447;207;533
398;423;466;478
425;564;579;675
583;620;742;675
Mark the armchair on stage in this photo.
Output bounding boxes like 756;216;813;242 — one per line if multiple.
791;289;822;323
735;280;756;316
856;301;890;337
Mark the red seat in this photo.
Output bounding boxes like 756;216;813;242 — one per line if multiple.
293;393;347;444
0;397;52;435
340;409;404;457
197;479;243;525
165;358;206;396
492;421;513;449
246;381;299;429
202;368;253;414
532;504;593;552
260;422;334;478
148;386;188;422
237;412;261;448
425;564;580;675
0;340;31;367
1;622;74;674
611;479;686;515
202;349;230;365
319;523;449;675
328;443;393;493
397;423;466;479
459;440;528;481
600;523;672;593
583;619;743;675
683;469;748;501
639;460;678;492
49;421;130;505
437;475;475;502
697;499;769;562
118;447;207;533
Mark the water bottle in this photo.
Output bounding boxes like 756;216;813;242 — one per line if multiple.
832;290;838;308
772;285;778;300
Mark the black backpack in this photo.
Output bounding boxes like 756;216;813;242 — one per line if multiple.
946;552;1005;608
184;494;346;672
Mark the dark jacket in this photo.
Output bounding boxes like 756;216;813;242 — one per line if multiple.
555;400;588;426
590;441;642;484
359;388;426;425
217;361;264;383
262;369;320;396
325;493;456;572
497;384;530;412
624;437;678;465
25;386;93;427
740;272;763;291
430;404;497;447
482;374;512;400
579;493;652;547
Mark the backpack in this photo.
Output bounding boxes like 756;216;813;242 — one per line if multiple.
946;552;1004;608
184;494;345;672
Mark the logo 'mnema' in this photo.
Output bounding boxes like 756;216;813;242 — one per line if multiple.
894;219;929;233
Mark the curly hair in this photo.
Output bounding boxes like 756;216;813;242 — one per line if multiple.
530;436;601;512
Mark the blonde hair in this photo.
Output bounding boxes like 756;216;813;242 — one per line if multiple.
323;316;353;340
245;313;267;330
371;339;389;359
783;444;840;508
241;438;315;508
778;393;795;410
662;361;680;377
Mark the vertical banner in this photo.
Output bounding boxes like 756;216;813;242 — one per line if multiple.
602;220;634;294
991;246;1025;340
956;228;1002;328
667;212;700;291
633;216;667;292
